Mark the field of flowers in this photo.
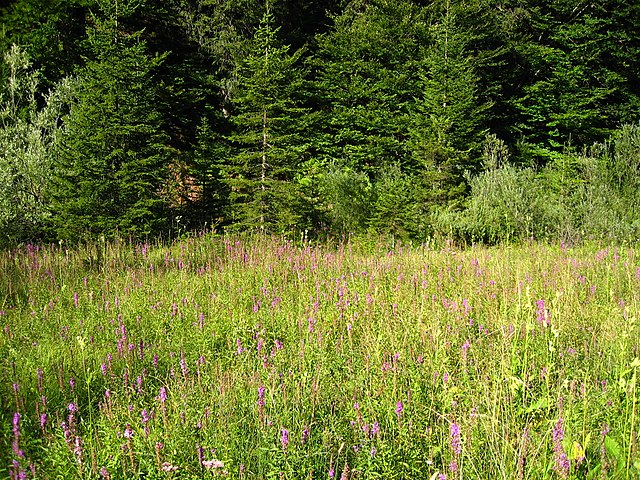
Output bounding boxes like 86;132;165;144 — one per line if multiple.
1;235;639;479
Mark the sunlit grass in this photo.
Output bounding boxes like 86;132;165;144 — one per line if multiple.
1;235;639;479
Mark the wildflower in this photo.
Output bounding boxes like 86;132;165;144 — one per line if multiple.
281;428;289;450
371;421;380;436
552;418;570;479
536;299;550;327
301;425;310;445
161;462;178;472
450;422;462;456
461;340;471;360
370;447;377;457
12;412;24;458
157;386;167;404
180;353;189;378
74;436;83;464
395;401;403;421
36;368;44;391
123;424;134;439
340;463;350;480
203;459;224;469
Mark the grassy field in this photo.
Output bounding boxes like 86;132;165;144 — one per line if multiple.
1;235;639;479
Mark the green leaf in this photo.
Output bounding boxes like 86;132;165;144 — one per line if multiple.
604;436;625;469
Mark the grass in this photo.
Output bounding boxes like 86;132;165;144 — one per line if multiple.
1;234;639;479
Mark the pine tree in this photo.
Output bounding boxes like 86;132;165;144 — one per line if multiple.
53;0;170;240
223;7;308;233
313;0;428;174
511;0;640;163
409;0;486;206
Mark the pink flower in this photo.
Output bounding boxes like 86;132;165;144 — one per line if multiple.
450;423;462;456
161;462;178;472
202;459;224;469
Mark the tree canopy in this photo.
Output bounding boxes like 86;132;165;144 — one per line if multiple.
0;0;638;245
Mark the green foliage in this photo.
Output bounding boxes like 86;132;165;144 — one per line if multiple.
0;0;639;244
0;0;89;90
52;0;170;241
223;9;309;233
510;1;640;163
0;46;73;246
369;163;422;240
1;236;640;477
441;125;640;244
319;165;373;235
439;164;550;243
313;0;427;173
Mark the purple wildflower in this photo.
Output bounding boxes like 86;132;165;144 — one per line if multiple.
12;412;24;458
40;413;47;429
536;299;550;327
157;387;167;404
281;428;289;450
395;401;403;422
450;422;462;456
552;419;570;479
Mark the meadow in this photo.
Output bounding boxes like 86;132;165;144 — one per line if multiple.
1;235;639;479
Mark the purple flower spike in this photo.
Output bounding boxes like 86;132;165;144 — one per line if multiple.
280;428;289;450
395;401;403;416
450;423;462;456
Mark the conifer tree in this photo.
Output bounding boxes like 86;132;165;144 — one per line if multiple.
313;0;428;174
223;6;308;233
53;0;170;240
409;0;486;206
511;0;640;163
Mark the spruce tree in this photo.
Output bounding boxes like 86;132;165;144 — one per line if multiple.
409;0;486;206
511;0;640;163
223;7;308;233
313;0;428;174
53;0;170;240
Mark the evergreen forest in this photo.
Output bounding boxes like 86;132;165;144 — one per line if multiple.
1;0;639;246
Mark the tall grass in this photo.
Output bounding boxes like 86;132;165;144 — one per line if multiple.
1;235;639;478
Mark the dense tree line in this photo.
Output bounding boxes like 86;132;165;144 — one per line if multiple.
0;0;638;245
